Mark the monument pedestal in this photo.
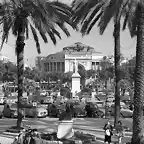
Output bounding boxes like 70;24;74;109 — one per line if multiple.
71;72;81;94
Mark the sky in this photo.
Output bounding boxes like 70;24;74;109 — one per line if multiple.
0;0;136;67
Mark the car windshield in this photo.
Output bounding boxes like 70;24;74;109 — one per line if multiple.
7;96;17;99
46;96;52;99
41;90;46;93
11;104;17;108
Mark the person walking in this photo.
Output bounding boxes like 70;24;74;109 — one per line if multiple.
116;120;124;144
103;120;113;144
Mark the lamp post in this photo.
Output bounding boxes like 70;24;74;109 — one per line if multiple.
105;89;109;118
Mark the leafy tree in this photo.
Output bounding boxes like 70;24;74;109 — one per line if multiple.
0;0;76;128
60;86;71;99
86;69;97;79
78;64;87;86
99;56;114;88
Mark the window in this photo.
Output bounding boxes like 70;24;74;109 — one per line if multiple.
47;63;49;72
57;62;60;71
96;62;99;65
44;63;47;72
54;62;56;71
62;62;65;72
50;62;53;71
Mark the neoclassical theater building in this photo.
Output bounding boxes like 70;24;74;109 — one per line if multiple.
35;42;105;73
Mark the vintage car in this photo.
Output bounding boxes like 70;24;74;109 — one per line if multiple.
3;103;18;118
85;102;104;118
72;102;86;117
0;97;6;105
110;104;133;118
40;90;47;96
25;104;47;118
5;96;17;104
47;103;65;117
41;96;54;104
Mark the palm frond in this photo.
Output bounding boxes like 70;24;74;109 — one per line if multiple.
72;0;90;25
0;0;77;54
39;31;48;43
57;22;70;37
86;11;103;34
25;19;29;39
30;24;40;54
51;28;61;39
47;1;78;30
0;17;13;50
50;1;72;17
98;0;121;35
122;13;129;30
80;3;103;35
47;30;57;45
122;0;138;37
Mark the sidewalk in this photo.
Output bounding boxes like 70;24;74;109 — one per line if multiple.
73;126;132;136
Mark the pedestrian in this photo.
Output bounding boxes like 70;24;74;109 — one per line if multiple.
116;120;124;144
103;120;113;144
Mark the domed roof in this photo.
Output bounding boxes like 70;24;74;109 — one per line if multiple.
44;51;65;62
63;42;95;53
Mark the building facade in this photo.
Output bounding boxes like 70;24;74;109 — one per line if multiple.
43;51;65;72
36;42;105;73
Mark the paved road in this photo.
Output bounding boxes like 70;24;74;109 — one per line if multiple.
0;117;132;134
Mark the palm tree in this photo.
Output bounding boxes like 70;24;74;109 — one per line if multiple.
73;0;144;143
0;0;76;128
72;0;127;126
122;2;144;143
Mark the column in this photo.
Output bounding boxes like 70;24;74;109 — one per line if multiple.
52;62;54;71
60;62;62;72
56;62;57;72
47;63;49;72
49;62;51;72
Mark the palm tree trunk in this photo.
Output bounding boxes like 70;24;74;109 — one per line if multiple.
113;21;121;127
16;22;25;129
131;6;144;144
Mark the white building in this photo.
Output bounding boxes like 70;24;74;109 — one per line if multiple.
0;53;10;63
38;42;105;73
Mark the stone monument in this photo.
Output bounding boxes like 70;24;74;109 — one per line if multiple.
71;59;81;94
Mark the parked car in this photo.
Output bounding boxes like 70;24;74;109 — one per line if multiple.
107;95;115;102
25;104;47;118
47;103;65;117
40;90;47;96
72;102;86;117
6;96;17;104
3;103;18;118
110;104;133;118
120;108;133;118
41;96;54;104
0;97;6;105
85;102;104;118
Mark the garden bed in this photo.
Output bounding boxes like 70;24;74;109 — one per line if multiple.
12;130;97;144
6;126;25;133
